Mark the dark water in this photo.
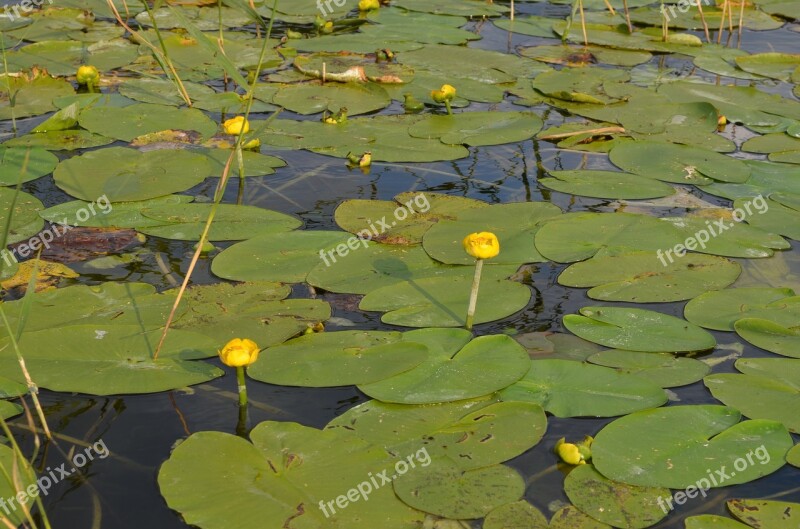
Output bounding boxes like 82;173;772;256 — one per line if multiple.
2;2;799;528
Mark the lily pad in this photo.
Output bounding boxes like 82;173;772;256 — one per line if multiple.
359;271;531;327
272;82;391;116
2;130;115;151
558;249;740;302
0;324;222;395
138;204;301;241
728;499;800;528
484;501;549;529
498;359;667;417
609;141;751;184
39;195;193;228
359;331;531;404
78;103;217;141
0;444;36;527
5;38;137;76
788;445;800;468
684;287;800;331
53;147;213;202
659;214;790;259
0;146;58;186
422;202;562;265
534;212;683;263
211;231;353;283
705;358;800;433
247;330;429;387
408;112;543;147
393;459;524;520
587;350;710;388
735;195;800;241
0;187;45;245
540;170;675;200
550;506;614;529
564;306;716;352
564;464;669;529
592;405;793;488
684;515;752;529
734;318;800;358
0;71;74;120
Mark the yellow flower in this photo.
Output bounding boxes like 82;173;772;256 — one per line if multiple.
555;436;593;465
76;65;100;86
431;84;456;103
223;116;250;136
462;232;500;260
219;338;260;367
359;0;380;10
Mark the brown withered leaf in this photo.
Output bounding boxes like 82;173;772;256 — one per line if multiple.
8;227;142;263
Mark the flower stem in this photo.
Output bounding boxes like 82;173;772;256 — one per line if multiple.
236;365;248;407
465;259;484;330
444;100;452;116
236;144;245;205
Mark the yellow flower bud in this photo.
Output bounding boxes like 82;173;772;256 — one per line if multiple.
359;0;380;10
440;84;456;99
76;65;100;86
462;232;500;260
219;338;260;367
223;116;250;136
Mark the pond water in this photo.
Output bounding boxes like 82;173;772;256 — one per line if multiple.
1;0;799;528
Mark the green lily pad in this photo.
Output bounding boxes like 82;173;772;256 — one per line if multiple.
514;332;604;362
550;505;614;529
393;0;507;16
53;147;212;202
393;459;524;520
0;146;58;186
498;359;667;417
592;405;793;488
684;515;752;529
659;214;790;259
484;501;549;529
78;103;217;142
359;271;531;327
39;195;193;228
0;324;222;395
334;192;487;246
540;170;675;200
5;38;137;76
327;397;547;471
735;195;800;241
559;249;740;302
159;422;425;529
534;212;683;263
0;72;74;120
533;66;629;105
138;204;300;241
359;331;531;404
2;130;115;151
0;400;22;420
211;231;353;283
609;141;751;184
564;464;669;529
684;287;800;331
735;53;800;82
788;444;800;468
734;318;800;358
273;82;391;116
247;330;429;387
728;499;800;528
705;358;800;433
201;149;285;177
407;112;543;147
587;350;710;388
422;202;562;265
564;306;716;352
0;187;45;245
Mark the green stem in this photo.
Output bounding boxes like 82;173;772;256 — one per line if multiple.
444;99;452;116
465;259;484;330
236;143;245;205
236;366;248;407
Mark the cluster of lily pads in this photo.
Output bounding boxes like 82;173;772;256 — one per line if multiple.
1;0;800;527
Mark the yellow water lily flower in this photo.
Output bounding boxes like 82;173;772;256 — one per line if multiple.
462;232;500;260
76;65;100;86
219;338;260;367
223;116;250;136
359;0;380;10
440;84;456;99
555;436;593;465
431;84;456;103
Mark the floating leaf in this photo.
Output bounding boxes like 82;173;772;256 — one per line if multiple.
53;147;212;202
704;358;800;433
0;71;74;119
0;147;58;186
5;38;137;76
735;195;800;241
78;103;217;141
684;515;751;529
273;82;391;116
408;112;543;147
564;306;716;352
0;187;44;245
587;350;710;388
393;459;524;520
659;214;789;259
484;501;549;529
550;505;613;529
788;445;800;468
727;499;800;528
2;130;115;151
359;331;531;404
248;330;429;387
559;250;740;302
498;359;667;417
592;405;792;488
539;170;675;200
564;465;669;529
0;445;36;527
734;318;800;358
684;287;800;331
